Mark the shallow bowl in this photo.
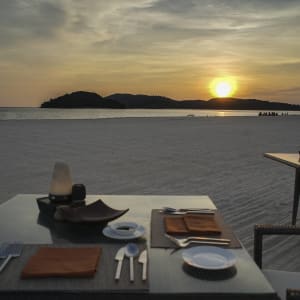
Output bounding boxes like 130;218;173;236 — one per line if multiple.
109;222;139;236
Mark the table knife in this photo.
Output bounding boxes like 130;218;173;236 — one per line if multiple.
138;250;147;281
114;247;125;281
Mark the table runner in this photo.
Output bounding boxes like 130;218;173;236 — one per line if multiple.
0;244;148;293
151;209;241;248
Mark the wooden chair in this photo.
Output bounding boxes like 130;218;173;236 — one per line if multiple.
254;224;300;300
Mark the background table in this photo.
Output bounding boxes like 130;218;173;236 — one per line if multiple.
264;153;300;225
0;194;277;300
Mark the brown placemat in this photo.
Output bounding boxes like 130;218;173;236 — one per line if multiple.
0;244;148;293
151;209;241;248
22;247;101;278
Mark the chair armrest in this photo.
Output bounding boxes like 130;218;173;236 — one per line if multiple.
287;289;300;300
254;224;300;268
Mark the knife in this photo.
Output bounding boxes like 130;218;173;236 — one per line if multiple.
114;247;125;281
138;250;147;281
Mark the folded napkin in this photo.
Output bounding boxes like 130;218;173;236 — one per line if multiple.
21;247;101;278
184;215;221;234
164;214;221;235
164;216;188;234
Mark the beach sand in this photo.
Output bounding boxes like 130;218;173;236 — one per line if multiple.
0;116;299;270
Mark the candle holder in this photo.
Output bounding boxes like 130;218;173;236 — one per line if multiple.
48;162;73;203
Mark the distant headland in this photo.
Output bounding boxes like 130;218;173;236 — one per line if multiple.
40;91;124;109
41;91;300;110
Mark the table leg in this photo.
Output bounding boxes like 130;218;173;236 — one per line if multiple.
292;169;300;225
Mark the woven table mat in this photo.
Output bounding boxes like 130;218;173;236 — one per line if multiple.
0;243;148;293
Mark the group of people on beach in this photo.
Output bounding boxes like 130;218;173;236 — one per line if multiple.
258;112;289;116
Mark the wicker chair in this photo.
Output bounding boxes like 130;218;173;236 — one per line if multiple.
254;224;300;300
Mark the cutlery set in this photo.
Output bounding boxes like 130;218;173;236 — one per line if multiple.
114;244;147;282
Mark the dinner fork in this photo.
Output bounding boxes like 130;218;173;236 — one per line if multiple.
170;235;231;244
0;242;23;273
161;207;215;215
165;234;230;248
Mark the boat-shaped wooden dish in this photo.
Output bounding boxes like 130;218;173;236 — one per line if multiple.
56;199;129;225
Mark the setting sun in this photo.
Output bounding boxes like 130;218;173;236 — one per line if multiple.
215;82;232;97
210;77;237;98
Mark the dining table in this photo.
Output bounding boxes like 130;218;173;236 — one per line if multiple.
0;194;278;300
264;153;300;225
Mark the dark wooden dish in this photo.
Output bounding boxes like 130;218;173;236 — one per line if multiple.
57;199;129;225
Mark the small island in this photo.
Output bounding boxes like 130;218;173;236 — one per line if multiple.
41;91;300;111
41;91;125;108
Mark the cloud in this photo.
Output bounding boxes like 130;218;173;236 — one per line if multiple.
0;0;300;105
2;0;299;58
277;86;300;94
0;0;66;46
85;0;300;69
253;85;300;103
266;62;300;74
142;0;300;36
149;0;300;16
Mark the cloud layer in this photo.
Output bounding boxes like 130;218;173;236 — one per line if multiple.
0;0;300;106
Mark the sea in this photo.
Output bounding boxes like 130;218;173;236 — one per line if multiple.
1;107;300;120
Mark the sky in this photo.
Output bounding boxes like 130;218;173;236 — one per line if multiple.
0;0;300;107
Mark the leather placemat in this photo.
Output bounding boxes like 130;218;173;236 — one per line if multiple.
151;210;241;249
0;244;148;293
21;247;101;278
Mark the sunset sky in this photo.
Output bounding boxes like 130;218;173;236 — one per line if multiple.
1;0;300;107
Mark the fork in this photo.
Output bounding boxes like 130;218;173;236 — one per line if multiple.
165;234;230;248
174;236;230;244
0;242;23;273
161;207;215;215
162;207;215;212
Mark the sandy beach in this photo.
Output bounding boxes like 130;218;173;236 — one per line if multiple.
0;116;299;270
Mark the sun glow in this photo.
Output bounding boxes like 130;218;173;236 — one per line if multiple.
210;77;237;98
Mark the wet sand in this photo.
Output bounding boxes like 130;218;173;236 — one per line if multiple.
0;116;299;270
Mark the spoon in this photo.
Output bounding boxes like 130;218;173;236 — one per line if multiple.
125;243;139;282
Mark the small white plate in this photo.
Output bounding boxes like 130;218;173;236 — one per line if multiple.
102;224;145;240
182;246;236;270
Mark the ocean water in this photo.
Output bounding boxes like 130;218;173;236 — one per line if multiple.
0;107;300;120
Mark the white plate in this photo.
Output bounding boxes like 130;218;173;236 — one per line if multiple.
102;224;145;240
182;246;236;270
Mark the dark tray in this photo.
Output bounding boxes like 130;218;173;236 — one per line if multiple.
57;199;129;225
